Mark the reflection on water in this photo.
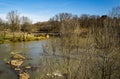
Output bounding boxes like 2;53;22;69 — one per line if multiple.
0;40;47;79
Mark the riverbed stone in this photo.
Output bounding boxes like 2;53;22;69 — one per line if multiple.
19;72;30;79
25;66;31;69
11;54;25;60
7;53;31;79
10;59;24;67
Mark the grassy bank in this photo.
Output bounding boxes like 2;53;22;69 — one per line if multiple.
0;32;48;44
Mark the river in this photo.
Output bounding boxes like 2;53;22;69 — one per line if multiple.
0;40;48;79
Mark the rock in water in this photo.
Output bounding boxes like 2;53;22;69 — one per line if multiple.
7;53;31;79
11;54;25;60
25;66;31;69
10;59;24;67
19;72;30;79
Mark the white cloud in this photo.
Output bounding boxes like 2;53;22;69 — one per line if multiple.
21;13;50;23
0;14;6;20
0;13;51;23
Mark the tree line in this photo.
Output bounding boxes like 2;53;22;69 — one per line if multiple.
0;7;120;34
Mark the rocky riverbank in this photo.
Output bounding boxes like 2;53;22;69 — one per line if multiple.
7;53;31;79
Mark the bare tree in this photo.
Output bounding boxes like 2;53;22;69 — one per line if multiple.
7;10;20;40
21;16;32;32
0;18;7;41
39;13;87;79
91;14;120;79
109;6;120;18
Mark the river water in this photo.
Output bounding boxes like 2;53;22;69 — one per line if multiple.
0;40;48;79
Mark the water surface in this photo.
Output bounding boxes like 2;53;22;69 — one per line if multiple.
0;40;47;79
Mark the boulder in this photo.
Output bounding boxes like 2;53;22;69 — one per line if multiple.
10;59;24;67
14;67;21;71
7;52;31;79
25;66;31;69
19;72;30;79
11;54;25;60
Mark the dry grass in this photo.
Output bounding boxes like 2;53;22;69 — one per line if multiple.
0;32;48;43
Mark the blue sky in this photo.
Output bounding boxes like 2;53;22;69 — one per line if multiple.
0;0;120;23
